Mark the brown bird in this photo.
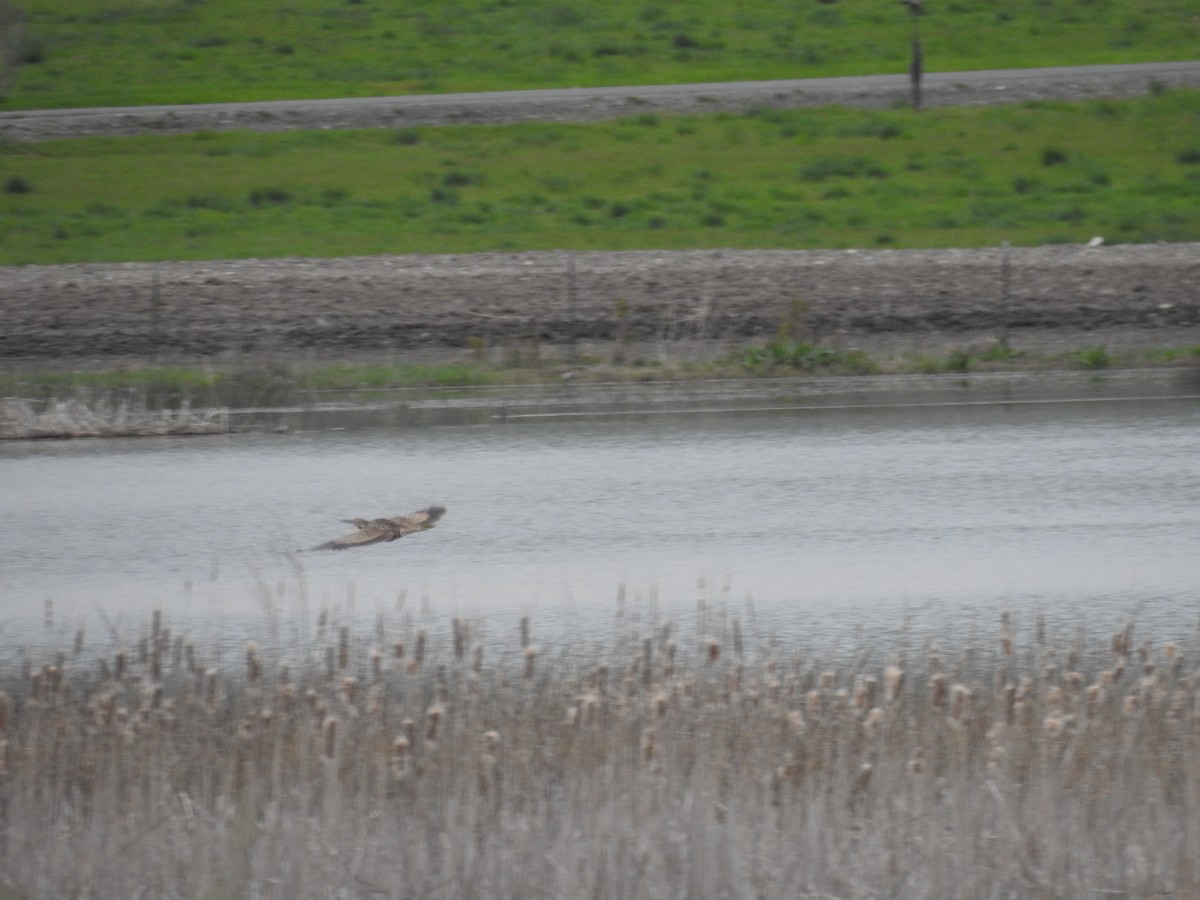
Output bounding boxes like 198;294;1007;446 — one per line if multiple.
313;506;447;551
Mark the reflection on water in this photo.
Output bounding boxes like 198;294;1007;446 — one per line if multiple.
3;390;1199;657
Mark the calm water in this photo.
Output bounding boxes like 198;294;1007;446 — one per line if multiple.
3;392;1199;658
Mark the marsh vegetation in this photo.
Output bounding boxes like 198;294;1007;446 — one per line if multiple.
1;605;1197;898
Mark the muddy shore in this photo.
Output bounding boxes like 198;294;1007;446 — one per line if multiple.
2;243;1198;369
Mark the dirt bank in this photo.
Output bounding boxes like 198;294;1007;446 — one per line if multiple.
2;243;1198;368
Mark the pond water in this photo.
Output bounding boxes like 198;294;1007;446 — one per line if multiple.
3;382;1199;662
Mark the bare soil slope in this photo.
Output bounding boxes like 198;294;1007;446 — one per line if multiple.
2;244;1198;365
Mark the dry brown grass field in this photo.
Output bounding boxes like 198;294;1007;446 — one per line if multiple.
1;606;1197;899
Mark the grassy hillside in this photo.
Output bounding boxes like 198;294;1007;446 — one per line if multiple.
3;0;1199;110
2;90;1198;264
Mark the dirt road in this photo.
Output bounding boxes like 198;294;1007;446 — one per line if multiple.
3;61;1199;140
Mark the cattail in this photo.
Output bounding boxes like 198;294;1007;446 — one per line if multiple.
426;703;444;741
245;641;261;687
322;716;338;760
237;712;256;742
907;749;926;776
987;743;1007;773
114;649;126;681
453;618;467;661
204;668;219;708
653;690;670;718
524;645;538;680
520;616;530;650
819;670;836;691
806;689;822;718
863;707;884;738
341;676;358;708
1043;714;1064;737
930;673;948;708
641;726;656;764
850;762;873;797
391;736;410;779
949;684;971;721
414;629;427;668
472;643;484;674
393;641;405;661
884;665;905;703
338;626;350;671
0;692;8;736
705;637;721;663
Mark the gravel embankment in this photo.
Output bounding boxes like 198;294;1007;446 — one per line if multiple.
2;244;1198;366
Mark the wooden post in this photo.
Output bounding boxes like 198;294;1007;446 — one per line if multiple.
905;0;924;112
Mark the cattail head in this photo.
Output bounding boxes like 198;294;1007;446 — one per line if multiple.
705;637;721;664
930;673;948;708
341;676;358;707
245;641;261;686
949;683;970;721
850;762;873;796
322;716;338;760
884;665;905;704
907;749;926;777
483;729;500;753
863;707;884;738
640;726;656;764
426;704;444;740
524;645;538;680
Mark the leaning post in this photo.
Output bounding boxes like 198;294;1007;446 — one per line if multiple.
905;0;924;112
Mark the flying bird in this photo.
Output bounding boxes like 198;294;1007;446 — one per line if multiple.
312;506;446;551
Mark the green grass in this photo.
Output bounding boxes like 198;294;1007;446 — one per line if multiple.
3;0;1199;110
3;90;1200;264
4;341;1199;413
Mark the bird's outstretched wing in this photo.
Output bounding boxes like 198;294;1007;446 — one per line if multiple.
312;521;395;551
312;506;446;551
386;505;447;536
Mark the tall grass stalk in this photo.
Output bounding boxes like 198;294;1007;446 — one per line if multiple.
3;608;1198;897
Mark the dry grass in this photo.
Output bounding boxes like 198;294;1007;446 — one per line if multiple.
1;607;1197;899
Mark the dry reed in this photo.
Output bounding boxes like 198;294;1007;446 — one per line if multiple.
0;607;1197;899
